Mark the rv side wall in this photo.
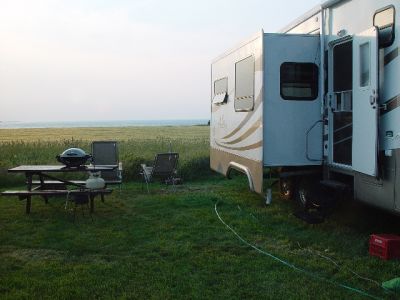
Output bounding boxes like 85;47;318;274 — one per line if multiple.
210;32;264;195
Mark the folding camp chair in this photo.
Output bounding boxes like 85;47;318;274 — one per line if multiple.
91;141;122;190
140;153;179;193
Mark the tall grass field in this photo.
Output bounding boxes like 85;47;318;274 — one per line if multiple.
0;126;210;187
1;126;399;299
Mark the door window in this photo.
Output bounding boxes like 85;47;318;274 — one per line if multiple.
360;42;370;87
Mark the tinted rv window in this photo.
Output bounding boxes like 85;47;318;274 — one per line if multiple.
235;56;254;111
374;6;395;48
280;63;318;101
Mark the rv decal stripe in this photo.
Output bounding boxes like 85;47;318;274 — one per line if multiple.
235;96;254;101
215;140;263;151
384;47;399;66
381;94;400;116
223;118;262;145
222;95;262;140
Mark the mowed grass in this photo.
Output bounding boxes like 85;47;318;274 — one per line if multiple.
0;126;399;299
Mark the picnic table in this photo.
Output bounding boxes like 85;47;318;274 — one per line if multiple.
1;165;117;214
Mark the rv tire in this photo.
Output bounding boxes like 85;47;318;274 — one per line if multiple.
279;178;295;201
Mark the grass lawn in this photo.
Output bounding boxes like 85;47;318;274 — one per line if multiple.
1;176;399;299
1;126;399;299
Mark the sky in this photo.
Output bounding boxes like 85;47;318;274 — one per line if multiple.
0;0;322;122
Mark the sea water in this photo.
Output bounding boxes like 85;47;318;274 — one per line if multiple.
0;119;209;129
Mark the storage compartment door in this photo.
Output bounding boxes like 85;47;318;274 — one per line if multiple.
352;27;379;176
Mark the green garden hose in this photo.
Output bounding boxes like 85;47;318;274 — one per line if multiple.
214;200;383;300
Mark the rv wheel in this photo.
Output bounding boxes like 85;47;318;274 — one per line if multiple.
294;178;321;210
279;178;294;200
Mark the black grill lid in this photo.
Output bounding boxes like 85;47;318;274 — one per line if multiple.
56;148;92;167
59;148;88;158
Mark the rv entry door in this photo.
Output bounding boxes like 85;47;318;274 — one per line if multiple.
352;27;379;177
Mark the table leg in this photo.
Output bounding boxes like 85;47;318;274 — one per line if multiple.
26;173;33;215
39;174;48;203
26;173;33;190
26;196;31;214
90;195;95;213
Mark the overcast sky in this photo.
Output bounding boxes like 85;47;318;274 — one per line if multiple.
0;0;321;122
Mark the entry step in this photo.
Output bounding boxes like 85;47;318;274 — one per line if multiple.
320;180;348;191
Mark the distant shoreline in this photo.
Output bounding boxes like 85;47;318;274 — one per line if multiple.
0;119;209;129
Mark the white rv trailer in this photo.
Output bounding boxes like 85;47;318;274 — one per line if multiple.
210;0;400;214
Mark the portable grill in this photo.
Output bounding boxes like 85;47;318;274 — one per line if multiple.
56;148;92;167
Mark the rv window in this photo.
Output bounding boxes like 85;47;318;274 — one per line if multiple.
235;56;255;111
214;78;228;96
213;77;228;104
280;63;318;101
374;6;395;48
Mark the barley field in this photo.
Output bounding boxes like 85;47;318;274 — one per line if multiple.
0;126;210;187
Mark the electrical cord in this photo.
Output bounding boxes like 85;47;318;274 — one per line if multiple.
295;242;390;292
236;204;393;294
214;200;383;300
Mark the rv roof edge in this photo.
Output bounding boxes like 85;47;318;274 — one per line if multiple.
279;0;345;33
211;30;264;64
227;162;255;192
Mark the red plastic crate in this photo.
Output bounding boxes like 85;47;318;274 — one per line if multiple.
369;234;400;260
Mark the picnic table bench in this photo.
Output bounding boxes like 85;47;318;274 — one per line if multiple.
1;165;117;214
1;189;113;213
29;179;122;187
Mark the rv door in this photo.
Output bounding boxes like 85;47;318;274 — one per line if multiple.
352;27;379;177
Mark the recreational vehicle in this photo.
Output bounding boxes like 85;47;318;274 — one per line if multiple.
210;0;400;214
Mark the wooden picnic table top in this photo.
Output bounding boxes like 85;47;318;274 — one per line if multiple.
8;165;117;173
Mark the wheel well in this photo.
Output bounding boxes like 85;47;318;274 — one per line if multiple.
226;162;255;192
